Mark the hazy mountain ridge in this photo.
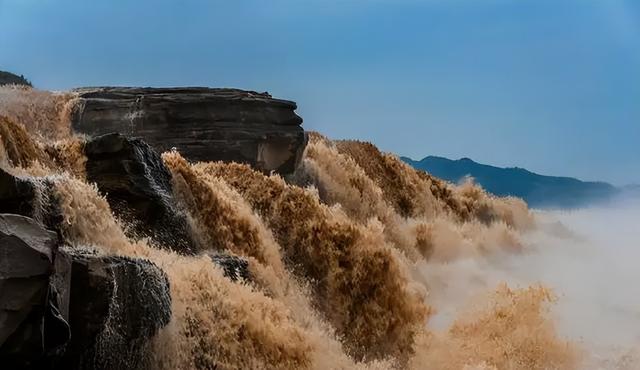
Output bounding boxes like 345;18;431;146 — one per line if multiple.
402;155;621;208
0;70;32;86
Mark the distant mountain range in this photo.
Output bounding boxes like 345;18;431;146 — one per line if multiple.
401;155;629;208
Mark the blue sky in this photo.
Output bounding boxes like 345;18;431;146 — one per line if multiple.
1;0;638;184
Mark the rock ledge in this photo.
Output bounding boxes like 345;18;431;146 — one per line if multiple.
71;87;307;175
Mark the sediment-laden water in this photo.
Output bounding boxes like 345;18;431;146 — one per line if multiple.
2;86;636;369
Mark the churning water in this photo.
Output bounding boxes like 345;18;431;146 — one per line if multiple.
1;86;637;369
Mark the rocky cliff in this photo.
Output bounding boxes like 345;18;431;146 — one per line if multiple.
70;87;306;175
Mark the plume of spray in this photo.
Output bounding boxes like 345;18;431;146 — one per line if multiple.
54;172;370;370
0;85;86;179
196;159;429;363
0;85;77;140
163;151;401;369
297;134;577;368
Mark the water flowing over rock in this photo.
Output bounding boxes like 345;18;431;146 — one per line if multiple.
0;169;62;232
71;87;307;175
209;253;250;282
0;213;171;369
56;248;172;370
84;133;196;253
0;85;581;369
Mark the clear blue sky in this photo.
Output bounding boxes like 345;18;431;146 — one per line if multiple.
1;0;638;185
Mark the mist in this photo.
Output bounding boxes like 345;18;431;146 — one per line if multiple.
419;198;640;368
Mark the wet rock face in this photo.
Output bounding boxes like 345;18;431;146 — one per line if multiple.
0;214;172;370
0;169;38;218
84;133;196;253
0;214;69;369
71;87;307;175
0;169;63;232
57;248;172;370
209;253;250;282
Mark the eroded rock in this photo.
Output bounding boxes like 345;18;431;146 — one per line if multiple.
0;214;69;369
0;213;172;369
0;168;37;217
0;168;63;233
84;133;196;253
56;247;172;370
70;87;307;175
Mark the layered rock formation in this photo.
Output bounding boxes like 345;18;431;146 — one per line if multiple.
71;87;307;175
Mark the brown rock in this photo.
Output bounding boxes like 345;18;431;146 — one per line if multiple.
0;214;69;369
84;133;196;253
55;247;172;370
71;87;307;175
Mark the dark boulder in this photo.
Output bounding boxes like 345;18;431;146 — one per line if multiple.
84;133;196;253
0;168;63;233
0;214;69;369
55;247;172;370
70;87;307;175
0;168;37;218
0;212;172;369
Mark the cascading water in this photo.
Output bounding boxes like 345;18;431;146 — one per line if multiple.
6;85;635;370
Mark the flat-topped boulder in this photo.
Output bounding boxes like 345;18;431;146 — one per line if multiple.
70;87;307;175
